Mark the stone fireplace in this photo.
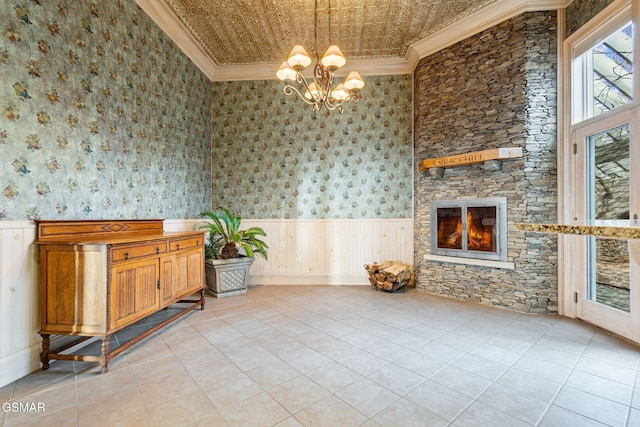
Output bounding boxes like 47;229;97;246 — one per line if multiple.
413;11;559;314
431;198;507;262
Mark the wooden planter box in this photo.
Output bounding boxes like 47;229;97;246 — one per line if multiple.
205;257;254;297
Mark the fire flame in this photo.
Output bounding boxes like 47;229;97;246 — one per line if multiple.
445;211;493;251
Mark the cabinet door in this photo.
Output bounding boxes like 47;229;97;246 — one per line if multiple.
174;247;204;299
159;255;175;307
110;258;159;330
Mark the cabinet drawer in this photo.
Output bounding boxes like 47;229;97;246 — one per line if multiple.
111;241;167;262
170;236;203;252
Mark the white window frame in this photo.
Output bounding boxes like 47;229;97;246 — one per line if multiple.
559;0;640;342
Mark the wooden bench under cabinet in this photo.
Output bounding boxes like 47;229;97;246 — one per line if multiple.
34;219;206;373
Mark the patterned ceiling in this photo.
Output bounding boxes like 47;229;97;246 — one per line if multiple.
161;0;499;65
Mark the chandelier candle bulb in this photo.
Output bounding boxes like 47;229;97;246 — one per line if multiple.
287;45;312;70
344;71;365;91
321;45;346;70
331;83;349;101
276;62;297;81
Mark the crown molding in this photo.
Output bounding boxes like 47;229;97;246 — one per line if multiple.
211;57;414;82
135;0;218;80
138;0;569;81
407;0;568;69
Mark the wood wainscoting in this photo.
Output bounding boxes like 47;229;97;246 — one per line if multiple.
242;219;414;286
0;221;39;388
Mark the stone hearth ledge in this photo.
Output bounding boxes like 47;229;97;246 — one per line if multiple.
515;221;640;239
424;254;515;270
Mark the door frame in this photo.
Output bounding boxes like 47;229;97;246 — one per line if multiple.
572;108;638;342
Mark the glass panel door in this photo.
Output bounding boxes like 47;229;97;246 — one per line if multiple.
586;124;630;312
574;110;637;341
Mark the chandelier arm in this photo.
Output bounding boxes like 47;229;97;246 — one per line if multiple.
283;85;319;107
296;72;321;103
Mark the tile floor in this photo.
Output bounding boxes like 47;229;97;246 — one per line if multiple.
1;285;639;427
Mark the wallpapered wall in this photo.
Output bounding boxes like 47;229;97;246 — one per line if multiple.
0;0;212;221
211;77;413;219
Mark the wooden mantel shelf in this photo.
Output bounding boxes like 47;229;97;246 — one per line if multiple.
418;147;523;172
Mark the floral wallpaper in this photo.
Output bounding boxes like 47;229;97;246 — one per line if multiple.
0;0;212;221
211;76;413;219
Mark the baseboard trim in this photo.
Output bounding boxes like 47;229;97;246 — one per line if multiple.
249;273;369;286
0;343;41;389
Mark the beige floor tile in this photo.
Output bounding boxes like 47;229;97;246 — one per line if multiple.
189;355;241;388
219;391;290;426
538;405;609;427
268;376;329;413
512;354;572;383
294;395;368;427
280;348;331;373
565;370;633;405
497;367;562;402
477;382;549;425
173;344;225;368
406;379;473;421
306;361;362;393
373;398;448;427
573;357;637;386
453;401;531;427
430;365;492;399
367;364;426;396
137;369;199;406
337;349;388;376
451;353;509;381
244;359;301;390
553;385;629;426
308;337;359;360
363;340;411;362
147;388;218;427
394;350;448;378
129;355;186;384
202;373;262;410
335;377;400;418
416;340;466;362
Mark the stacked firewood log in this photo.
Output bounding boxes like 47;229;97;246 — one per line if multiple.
364;261;413;292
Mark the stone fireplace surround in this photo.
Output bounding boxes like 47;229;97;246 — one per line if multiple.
414;11;559;314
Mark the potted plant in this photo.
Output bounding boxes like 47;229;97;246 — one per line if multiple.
199;208;268;297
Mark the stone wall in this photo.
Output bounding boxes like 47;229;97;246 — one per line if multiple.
414;12;558;313
566;0;616;38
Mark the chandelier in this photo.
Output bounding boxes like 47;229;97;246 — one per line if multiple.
276;0;365;113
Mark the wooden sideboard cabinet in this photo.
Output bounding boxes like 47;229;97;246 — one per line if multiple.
34;219;206;372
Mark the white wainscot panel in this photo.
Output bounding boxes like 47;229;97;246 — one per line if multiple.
0;221;40;389
242;219;414;286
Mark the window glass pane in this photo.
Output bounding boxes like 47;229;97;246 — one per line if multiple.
592;24;633;116
586;124;630;312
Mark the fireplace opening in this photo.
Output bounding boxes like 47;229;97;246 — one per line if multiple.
431;198;507;262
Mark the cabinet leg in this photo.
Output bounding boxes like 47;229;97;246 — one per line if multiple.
40;334;50;370
200;288;205;310
100;336;110;373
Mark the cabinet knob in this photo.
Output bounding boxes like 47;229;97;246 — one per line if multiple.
176;243;180;250
124;252;129;260
156;247;160;254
